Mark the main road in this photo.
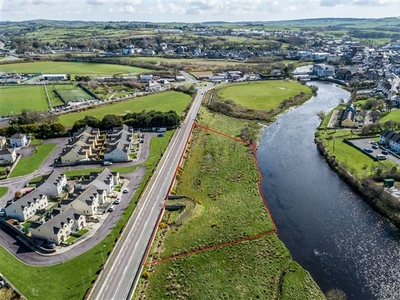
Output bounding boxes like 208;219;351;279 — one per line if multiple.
89;82;213;300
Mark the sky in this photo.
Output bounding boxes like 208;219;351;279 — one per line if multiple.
1;0;400;23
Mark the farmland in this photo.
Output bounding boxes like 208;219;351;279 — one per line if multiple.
0;85;49;115
216;80;313;111
0;61;151;75
57;91;192;127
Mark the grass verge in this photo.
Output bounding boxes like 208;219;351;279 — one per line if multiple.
0;187;8;199
10;143;57;178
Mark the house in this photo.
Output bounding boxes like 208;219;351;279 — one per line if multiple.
5;190;48;222
89;168;120;194
210;75;226;83
145;80;162;92
139;74;153;82
60;185;102;215
9;133;28;148
341;104;357;128
37;170;67;197
30;208;86;246
0;148;17;165
60;144;89;164
104;142;130;162
380;130;400;152
312;64;336;77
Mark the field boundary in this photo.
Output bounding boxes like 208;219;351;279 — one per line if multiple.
143;123;277;266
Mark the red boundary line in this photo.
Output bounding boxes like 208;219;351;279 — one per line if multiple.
143;123;277;267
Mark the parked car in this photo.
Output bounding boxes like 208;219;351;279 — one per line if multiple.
114;198;121;204
103;161;113;166
108;205;116;212
382;150;389;155
363;148;373;153
123;188;130;194
376;154;387;160
372;145;379;149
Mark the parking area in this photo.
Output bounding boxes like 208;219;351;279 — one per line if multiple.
348;138;400;165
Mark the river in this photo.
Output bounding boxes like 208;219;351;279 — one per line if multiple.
257;81;400;300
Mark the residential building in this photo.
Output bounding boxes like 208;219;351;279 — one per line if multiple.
5;190;48;222
380;130;400;152
60;185;102;215
341;104;357;128
9;133;28;148
89;168;120;194
30;208;86;245
0;136;6;150
60;144;89;164
313;64;336;77
37;170;67;197
0;148;17;165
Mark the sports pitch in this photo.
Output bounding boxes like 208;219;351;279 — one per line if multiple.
53;85;93;102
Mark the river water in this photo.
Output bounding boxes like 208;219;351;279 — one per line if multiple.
257;82;400;299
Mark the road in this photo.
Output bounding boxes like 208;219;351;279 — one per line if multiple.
89;83;213;300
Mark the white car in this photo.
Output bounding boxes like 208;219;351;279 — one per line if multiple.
123;188;130;194
114;198;121;204
108;205;116;212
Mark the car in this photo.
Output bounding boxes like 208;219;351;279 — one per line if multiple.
376;154;387;160
123;188;130;194
108;205;116;212
372;145;379;149
382;150;389;155
363;148;373;153
114;198;121;204
103;161;113;166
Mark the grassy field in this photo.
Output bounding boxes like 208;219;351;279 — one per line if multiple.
10;143;57;178
0;85;49;115
139;110;324;299
58;91;191;127
380;110;400;123
317;130;395;179
0;130;175;300
0;61;151;75
216;80;313;111
53;84;93;102
0;187;8;199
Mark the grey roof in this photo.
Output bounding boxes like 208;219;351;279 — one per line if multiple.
12;189;46;210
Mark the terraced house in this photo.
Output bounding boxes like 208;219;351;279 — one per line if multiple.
104;125;135;162
5;190;49;222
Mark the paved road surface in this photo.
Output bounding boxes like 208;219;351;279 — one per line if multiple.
89;83;213;300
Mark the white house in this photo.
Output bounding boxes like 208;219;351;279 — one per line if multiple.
9;133;28;148
30;208;86;245
37;170;67;197
380;129;400;152
60;185;102;215
104;142;130;162
5;190;48;221
0;148;17;165
0;136;7;150
312;64;336;77
89;168;119;194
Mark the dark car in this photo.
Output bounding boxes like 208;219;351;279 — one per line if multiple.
372;145;379;149
363;148;373;153
382;150;389;155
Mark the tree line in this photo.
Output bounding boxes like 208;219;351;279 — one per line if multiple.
72;110;181;131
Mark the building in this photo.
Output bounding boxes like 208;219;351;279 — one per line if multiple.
60;144;89;164
0;148;17;165
0;136;6;150
341;104;357;128
60;185;102;215
139;74;154;82
312;64;336;77
380;130;400;152
37;170;67;197
104;125;134;162
9;133;28;148
5;190;49;222
89;168;120;194
30;208;86;245
41;74;67;81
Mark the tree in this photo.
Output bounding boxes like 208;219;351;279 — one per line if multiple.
102;114;123;130
316;110;326;121
50;123;66;137
370;110;381;123
14;191;23;199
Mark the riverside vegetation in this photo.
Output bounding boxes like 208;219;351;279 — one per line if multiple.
136;80;325;299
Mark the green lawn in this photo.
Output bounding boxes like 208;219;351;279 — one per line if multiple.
58;91;191;127
0;61;151;75
140;110;323;299
0;85;49;115
380;110;400;123
0;187;8;199
216;80;313;111
10;143;57;178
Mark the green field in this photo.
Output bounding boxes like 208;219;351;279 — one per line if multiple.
380;110;400;123
0;187;8;199
0;61;151;75
53;84;93;102
216;80;313;111
58;91;191;127
0;85;49;116
139;110;324;299
10;143;57;178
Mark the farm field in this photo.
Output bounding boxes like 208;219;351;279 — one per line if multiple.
0;85;49;116
139;110;324;299
57;91;191;127
216;80;313;111
0;61;151;75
